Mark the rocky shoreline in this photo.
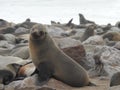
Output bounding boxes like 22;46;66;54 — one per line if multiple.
0;14;120;90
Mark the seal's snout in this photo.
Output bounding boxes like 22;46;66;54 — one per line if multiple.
39;31;44;36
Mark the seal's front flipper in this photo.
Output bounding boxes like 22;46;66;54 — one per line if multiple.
37;61;54;85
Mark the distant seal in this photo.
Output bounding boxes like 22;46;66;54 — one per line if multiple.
110;72;120;87
81;25;96;42
29;24;95;87
79;13;95;25
0;63;21;85
102;32;120;41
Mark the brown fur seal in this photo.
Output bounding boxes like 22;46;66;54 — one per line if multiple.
0;63;21;85
110;72;120;87
29;24;95;87
81;25;96;42
79;13;95;25
102;32;120;41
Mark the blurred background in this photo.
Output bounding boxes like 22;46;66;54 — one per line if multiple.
0;0;120;24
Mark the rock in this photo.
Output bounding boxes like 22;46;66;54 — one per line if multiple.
110;27;120;32
4;34;16;44
92;46;120;77
0;40;15;49
0;27;16;34
109;85;120;90
47;26;65;38
104;38;116;46
0;56;31;66
0;19;10;28
54;37;81;49
71;28;85;40
0;84;4;90
113;41;120;50
62;45;90;69
10;46;29;59
84;45;96;53
97;24;112;34
15;27;29;35
0;48;11;56
83;35;105;45
95;28;104;35
6;75;55;90
110;72;120;87
15;20;36;29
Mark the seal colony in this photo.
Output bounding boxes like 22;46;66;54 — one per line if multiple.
29;24;95;87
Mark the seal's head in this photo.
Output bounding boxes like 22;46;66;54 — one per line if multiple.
30;24;47;40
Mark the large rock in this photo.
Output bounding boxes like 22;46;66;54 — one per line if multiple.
110;27;120;32
0;56;30;66
91;46;120;77
54;37;90;69
47;26;65;38
54;37;81;49
0;40;14;49
5;75;55;90
71;28;85;40
0;48;11;56
4;34;16;44
113;41;120;50
82;35;105;45
15;27;29;35
10;46;29;59
0;19;10;28
109;85;120;90
62;45;90;70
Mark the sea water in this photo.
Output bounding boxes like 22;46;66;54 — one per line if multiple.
0;0;120;25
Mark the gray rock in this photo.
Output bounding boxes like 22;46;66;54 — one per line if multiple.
92;46;120;77
6;75;55;90
47;26;65;38
71;28;85;40
95;28;104;35
4;34;16;44
10;46;29;59
109;85;120;90
0;48;11;56
113;41;120;50
0;40;15;49
0;84;4;90
15;27;29;34
0;56;31;66
82;35;105;45
110;27;120;32
54;37;81;49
